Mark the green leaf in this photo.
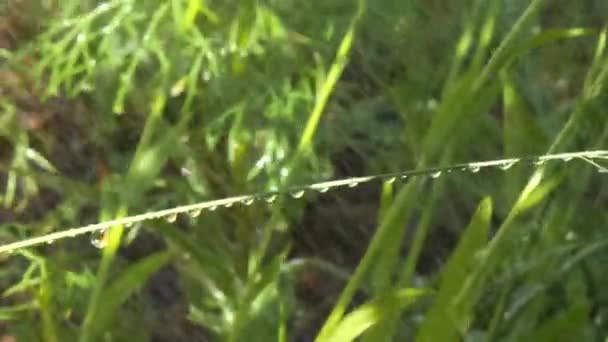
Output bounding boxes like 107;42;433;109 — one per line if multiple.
508;28;596;65
525;300;589;341
230;248;290;342
501;70;548;202
79;251;173;342
513;170;563;214
0;302;37;320
417;198;493;341
321;288;430;342
501;71;548;157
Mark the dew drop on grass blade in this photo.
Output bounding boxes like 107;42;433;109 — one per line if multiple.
166;213;178;223
189;209;202;218
348;180;359;188
264;195;278;203
241;198;255;206
430;171;442;178
290;190;306;199
91;230;107;249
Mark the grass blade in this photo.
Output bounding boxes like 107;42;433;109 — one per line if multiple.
320;288;429;342
417;198;493;341
78;250;174;342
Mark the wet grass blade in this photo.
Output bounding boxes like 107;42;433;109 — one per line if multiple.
417;198;492;341
78;250;174;342
320;288;429;342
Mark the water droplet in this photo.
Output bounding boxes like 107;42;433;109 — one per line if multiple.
180;167;192;177
599;168;608;174
76;33;86;44
562;156;574;162
469;165;481;173
499;161;517;170
400;175;408;180
101;25;113;35
565;231;577;241
534;159;546;166
202;70;212;82
124;222;134;228
91;230;107;249
189;209;202;218
386;177;397;184
317;187;330;193
264;195;278;203
166;213;178;223
280;168;289;178
46;239;55;245
290;190;306;199
241;198;255;206
97;2;112;11
430;171;442;178
223;202;234;208
348;181;359;188
208;206;218;211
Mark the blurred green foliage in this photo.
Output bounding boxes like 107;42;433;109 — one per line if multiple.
1;0;607;341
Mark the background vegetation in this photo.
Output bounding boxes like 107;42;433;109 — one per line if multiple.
0;0;607;341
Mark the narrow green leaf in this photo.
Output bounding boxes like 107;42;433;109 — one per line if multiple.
501;71;548;157
296;0;366;153
182;0;201;32
315;180;418;341
417;198;492;341
508;28;596;65
513;170;563;214
525;300;589;341
79;250;173;342
322;288;429;342
0;302;37;320
501;71;548;201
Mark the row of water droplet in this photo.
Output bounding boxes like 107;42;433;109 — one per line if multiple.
87;158;536;248
7;152;605;251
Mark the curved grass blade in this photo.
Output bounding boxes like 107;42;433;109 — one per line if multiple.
318;288;430;342
78;250;174;342
417;198;492;341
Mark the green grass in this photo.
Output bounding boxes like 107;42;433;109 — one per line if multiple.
1;0;608;341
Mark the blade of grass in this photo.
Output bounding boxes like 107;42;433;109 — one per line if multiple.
452;26;608;327
526;300;589;341
296;0;366;154
38;261;59;342
416;198;493;341
80;87;177;342
315;180;419;341
78;210;126;342
252;0;367;289
472;0;547;91
79;250;174;342
321;288;429;342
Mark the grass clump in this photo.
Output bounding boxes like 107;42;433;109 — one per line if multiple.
1;0;608;341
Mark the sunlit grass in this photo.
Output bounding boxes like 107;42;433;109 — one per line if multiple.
0;0;607;341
